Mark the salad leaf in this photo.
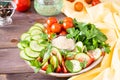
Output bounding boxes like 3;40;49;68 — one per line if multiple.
66;19;110;53
46;64;54;74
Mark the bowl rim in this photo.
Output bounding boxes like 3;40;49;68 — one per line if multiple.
25;56;103;77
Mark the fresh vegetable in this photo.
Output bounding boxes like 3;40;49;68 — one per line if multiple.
74;53;94;67
92;0;101;6
66;19;110;53
18;17;110;74
13;0;31;12
85;0;92;4
46;17;57;27
51;23;62;33
65;60;82;73
67;0;75;2
74;2;84;11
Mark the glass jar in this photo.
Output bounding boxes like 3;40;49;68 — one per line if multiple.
34;0;63;16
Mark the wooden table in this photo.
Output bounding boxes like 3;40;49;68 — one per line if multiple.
0;2;68;80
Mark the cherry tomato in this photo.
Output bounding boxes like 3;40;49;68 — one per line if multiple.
63;21;73;30
63;17;73;23
56;65;62;73
74;2;84;11
92;0;101;6
46;17;57;27
59;30;67;36
85;0;93;4
51;23;62;33
13;0;31;12
67;0;75;2
45;26;51;34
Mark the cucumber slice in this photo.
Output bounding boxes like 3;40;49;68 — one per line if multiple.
20;50;34;60
17;43;24;50
21;33;30;41
30;41;45;51
29;26;42;32
65;60;82;73
30;29;43;36
25;47;40;58
75;41;83;52
32;34;42;40
34;23;45;30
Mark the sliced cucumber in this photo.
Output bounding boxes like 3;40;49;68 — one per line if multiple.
20;50;35;60
65;60;82;73
25;47;40;58
50;55;58;69
30;29;43;36
33;23;45;30
52;47;62;64
17;43;24;50
30;41;45;51
21;33;30;41
75;41;83;52
29;26;42;32
20;40;29;48
32;34;42;40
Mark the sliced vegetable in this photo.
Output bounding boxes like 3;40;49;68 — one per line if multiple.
65;60;82;73
75;41;84;52
41;62;48;71
56;65;62;73
30;41;45;51
20;50;34;60
30;29;43;36
21;33;30;41
50;56;58;69
62;59;68;73
17;43;24;50
74;53;94;67
88;48;102;60
25;47;40;58
52;47;62;65
33;23;45;31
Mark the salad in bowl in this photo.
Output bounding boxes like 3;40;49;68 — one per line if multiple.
17;17;110;77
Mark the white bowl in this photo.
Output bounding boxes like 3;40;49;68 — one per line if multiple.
26;56;103;77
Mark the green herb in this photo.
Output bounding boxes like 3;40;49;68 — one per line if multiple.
66;19;110;53
46;64;54;74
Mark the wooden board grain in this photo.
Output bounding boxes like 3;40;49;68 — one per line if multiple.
0;48;33;73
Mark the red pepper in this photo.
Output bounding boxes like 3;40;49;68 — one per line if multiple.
41;62;48;71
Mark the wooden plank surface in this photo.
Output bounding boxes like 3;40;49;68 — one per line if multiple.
0;1;68;80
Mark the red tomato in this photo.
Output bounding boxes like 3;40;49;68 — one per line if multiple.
63;17;73;23
67;0;75;2
63;21;73;30
46;17;57;27
61;59;68;73
51;23;62;33
74;2;84;11
85;0;92;4
56;65;62;73
45;26;51;34
41;62;48;71
13;0;31;12
92;0;101;6
59;30;67;36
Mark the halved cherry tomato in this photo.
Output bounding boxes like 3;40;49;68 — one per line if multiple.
63;21;73;30
59;30;67;36
92;0;101;6
74;2;84;11
56;65;62;73
61;59;68;73
47;17;57;26
51;23;62;33
85;0;93;4
63;17;73;23
67;0;75;2
41;62;48;71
